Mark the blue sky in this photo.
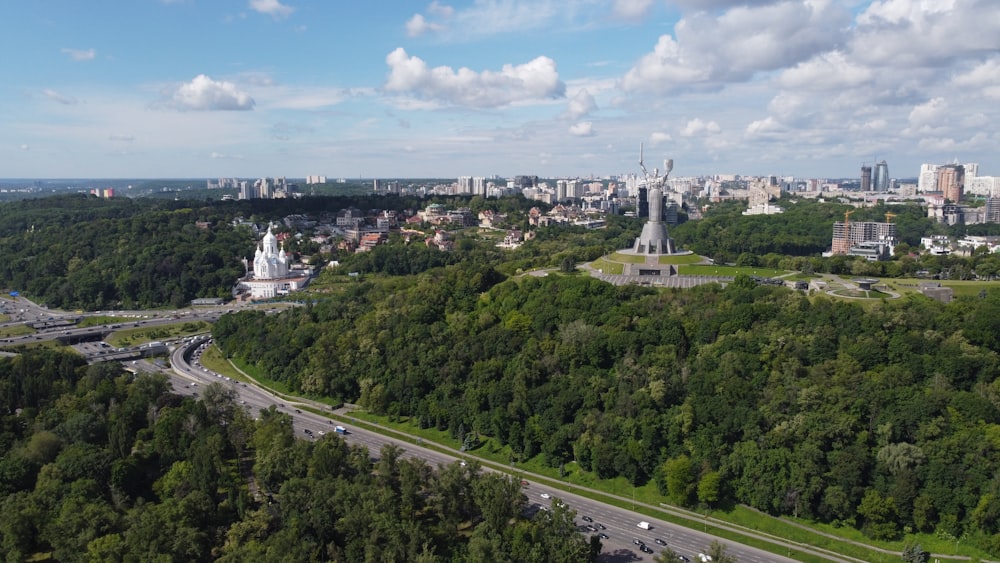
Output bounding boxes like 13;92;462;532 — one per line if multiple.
1;0;998;180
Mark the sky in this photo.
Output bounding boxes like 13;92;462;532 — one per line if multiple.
1;0;998;180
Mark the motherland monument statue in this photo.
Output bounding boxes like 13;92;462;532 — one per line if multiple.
631;143;678;255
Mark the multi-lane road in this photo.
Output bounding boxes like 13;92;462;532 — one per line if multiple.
1;295;845;562
165;337;835;563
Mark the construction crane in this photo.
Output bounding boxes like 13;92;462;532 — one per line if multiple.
844;209;855;224
885;212;897;223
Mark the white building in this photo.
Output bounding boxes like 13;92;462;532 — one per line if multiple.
237;225;311;299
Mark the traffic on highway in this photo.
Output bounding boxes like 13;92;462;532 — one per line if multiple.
0;295;805;562
164;336;798;563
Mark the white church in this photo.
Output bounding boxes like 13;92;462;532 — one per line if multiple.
236;225;312;300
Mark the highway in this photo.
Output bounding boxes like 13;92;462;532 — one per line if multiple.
0;295;843;562
165;338;829;563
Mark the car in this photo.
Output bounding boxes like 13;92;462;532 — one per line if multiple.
677;557;690;563
303;428;313;435
520;480;529;487
595;523;606;530
318;430;325;436
598;533;609;540
655;538;667;546
586;525;597;532
640;545;654;554
633;538;643;546
581;516;593;522
698;554;712;562
539;493;551;499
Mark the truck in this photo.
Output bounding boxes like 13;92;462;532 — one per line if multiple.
637;521;651;530
334;425;348;435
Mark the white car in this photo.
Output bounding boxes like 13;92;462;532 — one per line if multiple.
540;493;551;499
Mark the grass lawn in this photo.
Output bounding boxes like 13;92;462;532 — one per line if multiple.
657;253;707;265
680;264;788;277
588;258;624;274
0;324;35;338
106;321;211;348
608;252;649;264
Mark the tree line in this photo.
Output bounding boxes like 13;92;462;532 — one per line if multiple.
0;349;596;562
215;266;1000;556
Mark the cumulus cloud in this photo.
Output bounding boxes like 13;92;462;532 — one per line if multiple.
953;57;1000;99
249;0;293;18
649;131;672;145
566;89;597;119
61;48;96;61
612;0;653;21
405;2;455;37
679;118;721;137
384;48;565;108
745;116;784;138
164;75;255;111
907;97;948;129
406;14;446;37
779;51;874;91
622;1;848;92
42;89;79;105
850;0;998;68
569;122;594;136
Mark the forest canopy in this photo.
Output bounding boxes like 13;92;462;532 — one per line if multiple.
214;268;1000;555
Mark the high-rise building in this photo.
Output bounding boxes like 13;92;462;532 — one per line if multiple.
473;177;486;196
831;220;897;255
937;164;965;202
918;163;939;193
986;197;1000;223
861;165;872;191
873;160;890;192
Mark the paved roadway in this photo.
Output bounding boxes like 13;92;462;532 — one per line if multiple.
0;295;841;562
164;338;827;563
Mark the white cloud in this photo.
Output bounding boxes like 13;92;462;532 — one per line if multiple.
210;152;245;159
851;0;1000;67
622;0;848;92
248;0;293;18
406;14;446;37
745;116;784;138
612;0;653;21
428;1;454;17
779;51;874;91
569;122;594;136
908;97;948;129
953;57;1000;99
566;89;597;119
679;118;721;137
61;48;96;61
384;48;565;108
164;75;255;111
42;89;79;105
649;131;672;145
20;144;29;151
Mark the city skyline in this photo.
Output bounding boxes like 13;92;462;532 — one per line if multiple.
1;0;998;180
